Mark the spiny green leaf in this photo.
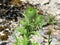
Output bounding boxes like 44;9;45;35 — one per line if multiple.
24;6;37;19
20;18;30;26
15;27;27;35
35;15;47;28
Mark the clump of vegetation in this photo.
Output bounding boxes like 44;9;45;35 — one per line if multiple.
14;6;56;45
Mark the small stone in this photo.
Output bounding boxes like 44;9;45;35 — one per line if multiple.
0;19;3;23
54;25;60;30
55;16;60;20
0;26;5;31
0;42;7;45
0;34;8;40
39;0;50;5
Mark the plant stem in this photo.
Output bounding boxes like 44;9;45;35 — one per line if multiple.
48;34;51;45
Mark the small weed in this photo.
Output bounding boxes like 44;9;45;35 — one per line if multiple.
14;6;56;45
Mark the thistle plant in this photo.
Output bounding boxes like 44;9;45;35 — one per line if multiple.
14;6;56;45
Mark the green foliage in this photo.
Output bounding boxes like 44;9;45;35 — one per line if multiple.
14;6;56;45
46;15;56;25
24;7;37;19
15;27;27;35
35;15;47;28
48;35;52;45
31;42;39;45
14;34;19;45
14;35;28;45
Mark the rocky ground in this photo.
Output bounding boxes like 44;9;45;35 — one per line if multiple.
0;0;60;45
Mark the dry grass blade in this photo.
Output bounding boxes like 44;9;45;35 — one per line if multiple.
10;0;22;7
